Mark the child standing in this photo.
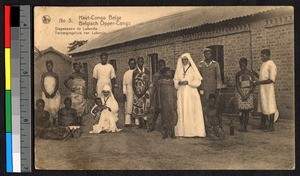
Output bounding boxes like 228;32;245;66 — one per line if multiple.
235;58;255;132
203;94;224;140
41;60;61;126
157;67;178;139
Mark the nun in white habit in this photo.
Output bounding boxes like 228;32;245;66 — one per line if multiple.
90;84;122;133
174;53;206;137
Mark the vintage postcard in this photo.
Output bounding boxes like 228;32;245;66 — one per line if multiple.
34;6;295;170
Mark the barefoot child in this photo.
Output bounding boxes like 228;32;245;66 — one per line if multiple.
235;58;255;132
203;94;224;141
41;60;61;126
157;67;178;139
35;99;72;140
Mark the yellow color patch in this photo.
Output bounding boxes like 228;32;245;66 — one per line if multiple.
5;48;11;90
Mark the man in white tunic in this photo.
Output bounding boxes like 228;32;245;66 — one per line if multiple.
123;58;138;126
253;49;277;132
92;52;116;97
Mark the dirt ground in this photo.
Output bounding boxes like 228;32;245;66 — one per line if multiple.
35;104;295;170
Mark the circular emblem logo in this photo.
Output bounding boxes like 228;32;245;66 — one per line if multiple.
42;15;51;24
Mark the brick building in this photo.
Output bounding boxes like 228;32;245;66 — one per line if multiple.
34;47;73;103
69;7;294;119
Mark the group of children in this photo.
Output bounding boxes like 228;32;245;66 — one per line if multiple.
34;97;81;140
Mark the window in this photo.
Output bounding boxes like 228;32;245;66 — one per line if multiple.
147;53;158;82
109;60;117;71
207;45;224;83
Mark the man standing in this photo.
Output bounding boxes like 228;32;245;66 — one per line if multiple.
123;58;137;127
93;52;116;97
132;57;151;129
148;59;166;132
253;49;277;132
198;48;222;106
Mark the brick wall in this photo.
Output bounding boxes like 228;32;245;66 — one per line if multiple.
72;14;294;119
250;16;294;119
34;52;72;107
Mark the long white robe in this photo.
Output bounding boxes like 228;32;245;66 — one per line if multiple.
90;85;121;133
123;69;134;124
174;53;206;137
258;60;277;115
92;63;116;97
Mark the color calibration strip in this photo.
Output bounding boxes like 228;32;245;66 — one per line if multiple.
5;5;13;173
5;5;31;173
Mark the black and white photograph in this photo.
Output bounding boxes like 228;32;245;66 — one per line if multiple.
33;6;295;170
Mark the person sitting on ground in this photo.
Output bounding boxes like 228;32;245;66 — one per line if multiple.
34;99;72;140
157;67;178;139
203;94;224;141
58;97;81;137
89;84;122;133
58;97;78;127
91;98;106;125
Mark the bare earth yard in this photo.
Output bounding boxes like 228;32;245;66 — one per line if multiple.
35;104;295;170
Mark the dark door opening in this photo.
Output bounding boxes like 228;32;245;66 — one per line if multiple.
207;45;224;83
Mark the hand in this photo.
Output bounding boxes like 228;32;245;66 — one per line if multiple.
123;94;127;102
45;92;51;98
242;94;248;101
181;81;188;85
199;90;204;95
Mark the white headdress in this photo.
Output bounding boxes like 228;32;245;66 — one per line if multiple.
174;53;202;81
100;84;119;113
101;84;116;101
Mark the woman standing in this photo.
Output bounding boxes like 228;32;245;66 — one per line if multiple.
41;60;61;125
174;53;206;137
235;58;255;132
90;84;121;133
64;62;87;124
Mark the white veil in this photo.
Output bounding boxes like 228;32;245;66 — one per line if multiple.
100;84;119;113
174;53;203;81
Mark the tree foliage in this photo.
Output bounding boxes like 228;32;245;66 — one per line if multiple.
68;40;88;52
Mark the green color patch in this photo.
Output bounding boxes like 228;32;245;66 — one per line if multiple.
5;91;12;132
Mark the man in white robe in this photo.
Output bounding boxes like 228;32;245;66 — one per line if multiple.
92;52;116;97
123;58;138;126
253;49;277;132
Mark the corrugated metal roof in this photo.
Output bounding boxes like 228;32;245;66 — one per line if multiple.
69;6;292;55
